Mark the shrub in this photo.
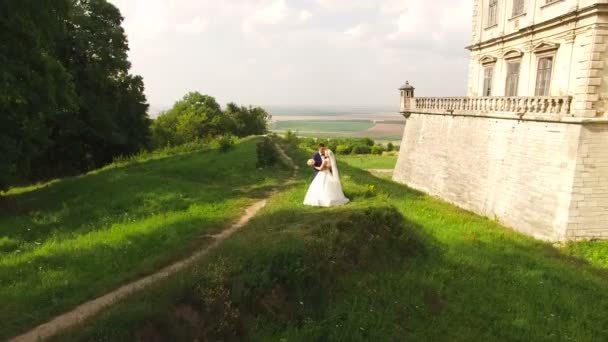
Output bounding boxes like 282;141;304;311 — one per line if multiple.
351;145;371;154
213;135;235;153
371;145;385;155
336;144;353;155
387;142;395;152
284;130;299;146
256;137;277;168
362;137;375;146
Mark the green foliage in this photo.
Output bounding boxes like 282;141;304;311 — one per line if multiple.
351;144;371;154
371;145;385;155
295;136;392;156
224;103;271;137
387;142;395;152
336;144;353;155
361;137;375;146
283;130;300;146
0;0;150;191
256;137;277;168
213;135;235;153
150;94;271;149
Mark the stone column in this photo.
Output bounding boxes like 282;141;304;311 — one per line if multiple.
573;24;608;117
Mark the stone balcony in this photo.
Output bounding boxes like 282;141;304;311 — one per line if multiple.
400;95;575;122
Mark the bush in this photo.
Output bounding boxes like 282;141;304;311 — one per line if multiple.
351;145;371;154
213;135;235;153
362;137;375;146
387;142;395;152
256;137;277;168
336;144;353;155
284;130;299;146
371;145;385;155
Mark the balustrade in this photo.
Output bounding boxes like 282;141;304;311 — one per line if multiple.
410;96;572;116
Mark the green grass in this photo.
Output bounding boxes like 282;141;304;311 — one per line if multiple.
0;137;292;340
563;240;608;269
340;154;398;170
53;139;608;341
273;120;374;133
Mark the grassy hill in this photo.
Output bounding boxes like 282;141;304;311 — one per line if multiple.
0;137;292;340
46;138;608;341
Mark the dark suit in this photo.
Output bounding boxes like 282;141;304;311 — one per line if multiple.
313;151;323;174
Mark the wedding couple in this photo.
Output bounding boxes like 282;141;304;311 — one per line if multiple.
303;143;350;207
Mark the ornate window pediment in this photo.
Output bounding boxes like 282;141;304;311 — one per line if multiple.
533;41;559;53
503;48;524;60
479;55;497;64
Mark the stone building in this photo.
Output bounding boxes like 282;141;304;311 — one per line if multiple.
393;0;608;241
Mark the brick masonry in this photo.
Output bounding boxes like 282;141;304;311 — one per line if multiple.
393;113;608;241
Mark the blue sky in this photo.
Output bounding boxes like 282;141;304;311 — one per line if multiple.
109;0;473;111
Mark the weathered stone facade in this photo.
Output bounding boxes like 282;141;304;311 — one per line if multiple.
394;0;608;241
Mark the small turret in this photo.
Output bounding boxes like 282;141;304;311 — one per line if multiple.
399;81;415;115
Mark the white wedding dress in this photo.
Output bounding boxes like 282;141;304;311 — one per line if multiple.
303;150;350;207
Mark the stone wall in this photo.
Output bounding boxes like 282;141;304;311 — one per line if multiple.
393;113;608;241
567;124;608;239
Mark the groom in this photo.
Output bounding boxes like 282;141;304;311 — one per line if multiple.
312;143;326;174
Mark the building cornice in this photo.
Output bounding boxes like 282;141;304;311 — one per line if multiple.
466;3;608;51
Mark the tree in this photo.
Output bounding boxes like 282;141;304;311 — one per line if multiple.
0;0;77;190
42;0;150;172
224;103;271;137
151;92;224;147
1;0;150;191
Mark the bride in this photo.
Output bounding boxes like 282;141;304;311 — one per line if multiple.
303;149;350;207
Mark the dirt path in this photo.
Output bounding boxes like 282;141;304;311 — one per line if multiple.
11;142;296;342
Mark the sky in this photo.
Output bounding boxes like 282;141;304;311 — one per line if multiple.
108;0;473;112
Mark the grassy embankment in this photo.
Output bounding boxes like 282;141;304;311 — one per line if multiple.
53;138;608;341
0;137;292;340
340;154;399;170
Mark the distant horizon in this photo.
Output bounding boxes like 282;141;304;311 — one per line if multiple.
148;102;400;117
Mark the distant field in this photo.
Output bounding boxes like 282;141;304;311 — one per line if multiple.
272;119;405;141
273;120;374;132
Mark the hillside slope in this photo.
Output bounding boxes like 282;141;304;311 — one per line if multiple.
52;139;608;341
0;137;292;340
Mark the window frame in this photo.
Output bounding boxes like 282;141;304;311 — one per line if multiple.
487;0;499;27
483;65;495;97
505;60;521;97
535;55;554;96
512;0;525;17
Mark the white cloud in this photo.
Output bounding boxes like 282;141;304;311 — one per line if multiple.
175;17;208;34
242;0;289;33
299;10;312;22
344;23;367;39
109;0;473;108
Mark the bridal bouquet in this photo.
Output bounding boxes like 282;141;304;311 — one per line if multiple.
306;159;315;167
